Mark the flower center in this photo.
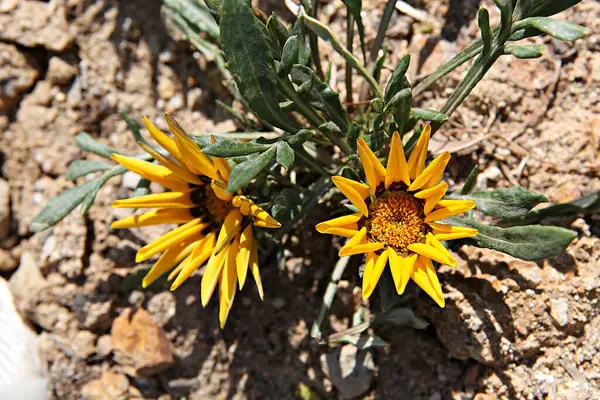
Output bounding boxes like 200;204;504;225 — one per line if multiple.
190;185;233;225
367;190;427;253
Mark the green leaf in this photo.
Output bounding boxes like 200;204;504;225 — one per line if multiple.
370;98;384;114
272;188;303;222
267;12;290;48
506;191;600;225
202;139;273;157
514;0;581;19
527;17;587;41
204;0;222;23
318;121;344;138
459;186;548;219
504;44;545;59
120;112;148;145
392;77;413;133
278;35;299;75
290;65;349;132
75;132;121;159
220;0;297;132
287;129;314;144
384;54;410;103
227;146;277;192
383;88;411;113
328;333;389;349
411;108;448;122
450;218;577;261
362;131;388;152
460;165;479;195
276;141;294;168
339;166;361;182
162;0;220;40
131;178;151;198
341;0;366;63
292;16;311;66
30;179;98;232
372;307;429;329
66;160;114;180
80;167;127;214
478;8;491;55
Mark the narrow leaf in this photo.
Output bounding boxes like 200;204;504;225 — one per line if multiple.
450;218;577;261
411;108;448;122
276;141;295;168
120;112;148;145
527;17;587;42
458;186;548;219
515;0;582;19
384;55;410;103
66;160;114;180
162;0;219;40
460;165;479;195
506;191;600;225
373;307;429;329
287;129;314;144
220;0;298;132
328;333;389;349
504;44;545;59
278;35;299;75
227;146;277;192
341;0;366;63
290;65;349;131
80;167;127;214
202;139;273;157
478;8;491;55
75;132;121;159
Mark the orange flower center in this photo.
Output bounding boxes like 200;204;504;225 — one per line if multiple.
367;190;427;253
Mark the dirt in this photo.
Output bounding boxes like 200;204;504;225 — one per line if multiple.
1;0;599;399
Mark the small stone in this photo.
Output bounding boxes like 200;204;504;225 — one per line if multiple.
28;80;53;106
320;345;375;399
0;44;39;113
147;292;176;326
549;298;570;327
96;334;113;358
0;248;18;272
0;179;11;239
9;252;47;301
157;77;176;100
272;297;287;310
128;290;145;307
74;296;113;332
46;57;78;85
71;330;97;359
122;171;141;189
81;371;130;400
111;308;175;376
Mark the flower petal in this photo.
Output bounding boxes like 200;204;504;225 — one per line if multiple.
315;213;362;237
408;152;450;191
407;124;431;180
362;252;376;299
138;142;204;185
112;191;195;209
407;242;453;266
142;240;197;288
331;176;370;216
111;153;188;191
170;232;216;290
357;138;385;193
426;233;456;267
249;235;263;299
111;208;193;229
362;249;389;299
211;180;234;201
338;227;367;257
385;131;411;188
143;116;183;162
201;244;228;307
214;209;243;256
414;182;448;215
165;114;221;180
388;248;418;294
424;200;476;223
412;256;445;307
249;200;281;228
342;242;384;257
136;218;207;262
219;242;238;328
236;225;253;289
429;223;478;241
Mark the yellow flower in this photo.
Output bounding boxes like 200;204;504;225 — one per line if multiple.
316;125;477;307
110;114;281;327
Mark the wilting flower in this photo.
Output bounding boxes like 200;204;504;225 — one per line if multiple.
111;114;280;327
316;126;477;307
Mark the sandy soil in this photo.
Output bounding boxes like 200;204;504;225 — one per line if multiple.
1;0;599;399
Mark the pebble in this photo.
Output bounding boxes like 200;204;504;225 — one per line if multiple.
81;371;131;400
320;345;375;399
549;298;570;327
0;248;18;272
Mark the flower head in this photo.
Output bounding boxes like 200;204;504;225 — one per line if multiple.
111;114;280;327
316;126;477;307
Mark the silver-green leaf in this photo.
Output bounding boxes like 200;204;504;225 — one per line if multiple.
457;186;548;219
66;160;114;180
202;140;273;157
276;141;294;168
227;146;277;192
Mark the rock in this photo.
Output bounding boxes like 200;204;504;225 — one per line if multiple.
146;291;176;326
122;171;141;189
95;335;113;358
0;248;18;272
32;302;72;333
46;57;78;85
74;296;113;332
0;1;73;51
71;331;97;360
111;308;175;376
81;371;130;400
9;252;47;301
27;80;53;107
549;298;570;328
0;179;11;242
320;345;375;399
0;44;39;113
